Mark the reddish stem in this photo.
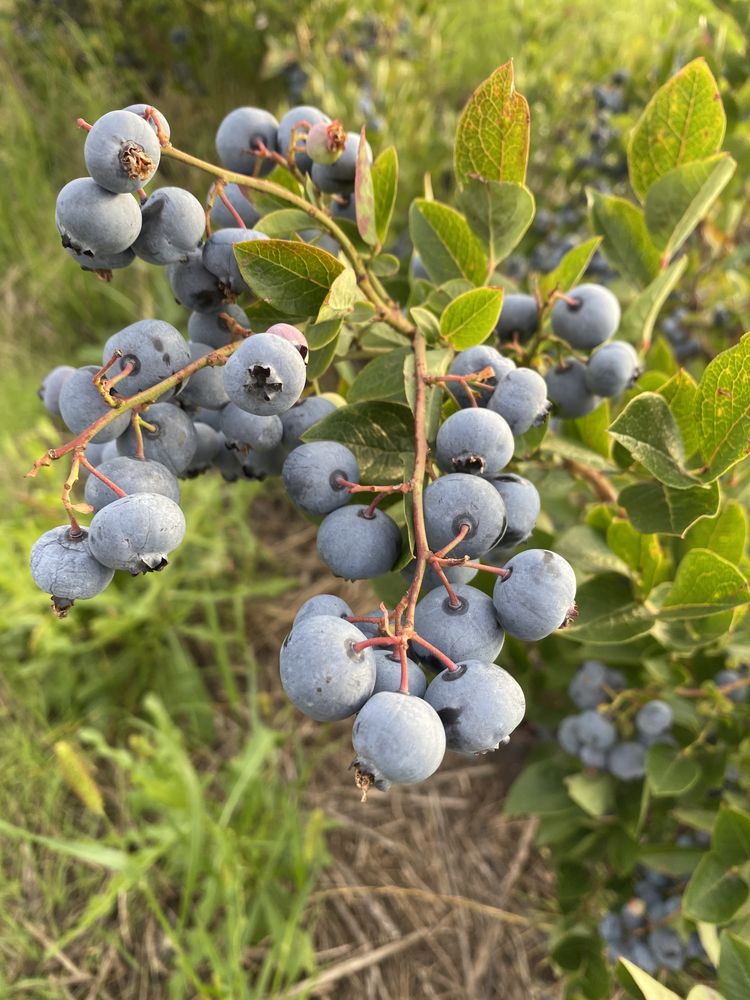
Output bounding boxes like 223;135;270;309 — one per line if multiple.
76;117;93;132
93;349;124;383
352;635;401;654
411;634;459;673
398;644;411;695
217;185;247;228
426;555;460;606
79;455;127;497
334;477;411;497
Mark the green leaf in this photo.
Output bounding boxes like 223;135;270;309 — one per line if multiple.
564;772;615;817
302;401;415;483
503;759;575;816
568;402;612;460
454;59;530;186
646;744;700;797
556;525;631;578
618;257;688;350
354;126;377;246
683;853;749;922
713;808;750;866
316;266;359;323
657;369;700;457
618;959;681;1000
459;179;535;263
645;154;736;259
0;817;128;871
687;988;725;1000
235;239;344;316
439;287;504;349
561;574;654;644
719;932;750;1000
254;208;321;238
370;252;401;277
619;480;720;536
696;333;750;482
409;199;488;286
684;501;748;564
538;237;602;300
306;332;340;381
609;393;696;488
371;146;398;246
628;57;726;202
347;348;410;404
587;190;661;287
305;317;342;350
409;305;442;343
659;548;749;620
698;922;722;968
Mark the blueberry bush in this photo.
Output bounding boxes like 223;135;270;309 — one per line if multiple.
22;50;750;1000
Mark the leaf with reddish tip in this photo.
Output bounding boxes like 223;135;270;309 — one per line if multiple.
355;126;377;247
454;60;530;187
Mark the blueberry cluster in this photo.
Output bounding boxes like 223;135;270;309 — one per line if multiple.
279;339;579;796
599;865;708;974
493;285;642;419
558;662;675;780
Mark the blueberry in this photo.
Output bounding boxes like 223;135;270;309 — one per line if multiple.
311;132;372;195
293;594;353;626
635;700;673;738
568;660;608;709
629;941;658;974
186;422;222;475
241;444;287;479
580;746;607;768
219;402;283;452
487;474;540;548
56;178;142;256
492;549;576;641
281;396;337;448
545;358;602;418
282;441;359;515
116;402;198;476
223;332;307;417
648;927;686;972
132;187;205;265
279;614;375;722
102;319;191;399
122;104;170;140
30;525;114;613
551;283;621;349
177;342;230;410
424;660;525;754
84;110;161;193
209;182;261;230
585;341;641;397
608;741;646;780
487;367;550;435
59;365;131;444
435;407;514;477
215;107;279;177
202;227;269;295
412;584;505;668
187;303;249;349
84;456;180;512
424;474;507;559
577;709;617;750
38;365;76;417
88;493;186;574
65;245;136;274
447;345;515;407
558;715;582;755
212;433;245;481
167;251;228;313
317;505;402;580
495;293;539;341
372;649;427;697
277;105;331;174
352;691;446;788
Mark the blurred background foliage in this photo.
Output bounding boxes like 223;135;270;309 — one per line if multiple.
1;0;749;994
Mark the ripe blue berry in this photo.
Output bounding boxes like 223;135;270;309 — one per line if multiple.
56;178;142;256
435;408;514;477
282;441;360;516
281;396;337;448
209;183;261;230
58;365;131;444
280;615;375;722
219;403;283;452
311;131;372;195
84;110;161;193
223;332;307;417
30;525;114;615
608;741;646;780
487;473;540;548
116;402;198;476
371;650;427;697
202;228;269;295
38;365;76;417
545;358;602;418
424;660;526;754
317;505;402;580
487;367;550;435
585;341;641;397
413;584;505;667
293;594;353;626
447;345;515;407
551;283;621;349
352;691;446;789
102;319;191;399
495;293;539;341
88;493;186;574
215;107;279;177
187;304;249;349
167;251;228;313
492;549;576;641
132;187;205;265
84;456;180;513
424;474;507;559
